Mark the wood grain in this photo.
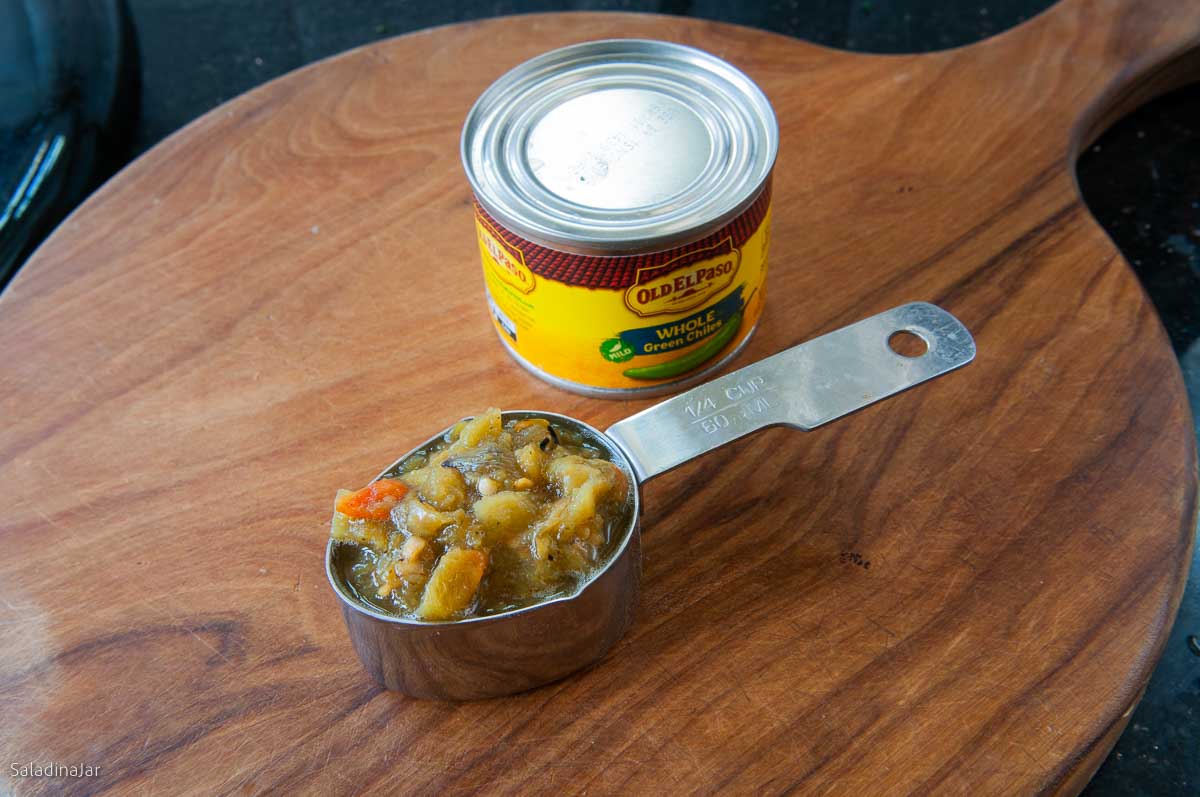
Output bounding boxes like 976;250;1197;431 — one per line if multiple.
2;2;1199;794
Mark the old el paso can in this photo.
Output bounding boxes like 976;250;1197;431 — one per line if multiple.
461;40;778;397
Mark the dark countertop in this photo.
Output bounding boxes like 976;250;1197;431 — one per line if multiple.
14;0;1200;792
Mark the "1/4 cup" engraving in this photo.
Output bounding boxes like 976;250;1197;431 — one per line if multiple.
684;375;779;433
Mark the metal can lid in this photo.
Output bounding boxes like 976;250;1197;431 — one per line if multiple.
462;39;778;254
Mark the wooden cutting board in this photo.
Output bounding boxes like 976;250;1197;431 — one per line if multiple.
2;1;1198;794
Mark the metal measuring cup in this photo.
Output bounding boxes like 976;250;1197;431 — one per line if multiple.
325;302;975;699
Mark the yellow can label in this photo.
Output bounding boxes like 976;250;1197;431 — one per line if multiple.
474;185;771;392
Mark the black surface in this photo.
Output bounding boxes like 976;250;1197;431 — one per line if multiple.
3;1;1197;792
0;0;138;286
124;0;1057;154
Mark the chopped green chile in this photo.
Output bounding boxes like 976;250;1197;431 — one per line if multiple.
329;409;633;620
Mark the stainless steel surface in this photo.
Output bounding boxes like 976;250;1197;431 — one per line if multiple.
605;302;976;483
326;302;974;699
461;39;778;253
328;531;640;700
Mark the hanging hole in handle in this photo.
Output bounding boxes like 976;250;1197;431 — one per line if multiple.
888;329;929;358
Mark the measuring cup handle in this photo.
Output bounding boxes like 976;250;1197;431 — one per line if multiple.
604;302;976;483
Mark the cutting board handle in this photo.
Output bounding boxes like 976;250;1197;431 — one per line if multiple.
995;0;1200;152
1070;35;1200;157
